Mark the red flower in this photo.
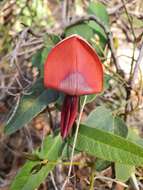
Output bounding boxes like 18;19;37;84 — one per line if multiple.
44;35;103;138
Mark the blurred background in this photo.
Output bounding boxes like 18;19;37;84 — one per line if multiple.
0;0;143;189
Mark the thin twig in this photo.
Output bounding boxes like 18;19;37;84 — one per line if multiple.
6;94;21;124
47;106;54;130
121;0;137;120
17;44;43;56
107;0;132;15
130;173;140;190
22;39;43;47
50;172;59;190
94;176;128;188
61;0;69;25
0;140;21;157
23;126;34;152
131;43;143;88
90;170;95;190
121;0;136;78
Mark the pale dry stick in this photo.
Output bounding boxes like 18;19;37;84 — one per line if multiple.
98;0;110;4
138;181;143;189
131;43;143;88
50;172;59;190
6;73;19;92
0;86;21;90
61;0;69;25
117;54;137;61
10;28;29;66
6;94;21;125
61;95;87;190
121;0;137;120
15;76;23;89
130;173;139;190
121;0;136;78
128;10;143;19
41;124;48;154
17;44;43;56
24;126;34;152
93;176;128;188
121;0;136;40
84;175;128;188
10;28;33;87
21;39;43;47
107;0;133;15
124;44;143;120
0;140;22;157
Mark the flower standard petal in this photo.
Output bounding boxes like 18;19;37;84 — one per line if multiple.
44;35;103;138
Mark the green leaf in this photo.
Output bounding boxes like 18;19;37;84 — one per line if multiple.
115;163;135;182
104;74;111;89
127;128;143;147
85;106;113;132
40;47;51;74
87;1;109;27
87;2;109;48
80;94;96;105
65;23;94;41
43;34;60;47
5;79;59;135
32;47;51;76
84;106;128;137
39;135;63;159
49;34;61;44
96;159;111;172
10;135;63;190
32;50;42;69
114;116;128;137
75;124;143;166
115;128;142;182
32;34;60;77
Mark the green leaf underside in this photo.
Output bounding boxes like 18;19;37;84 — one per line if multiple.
5;79;59;135
128;128;143;147
87;2;109;27
80;94;96;105
11;135;63;190
96;159;111;172
87;1;110;54
43;34;61;47
65;23;94;41
115;163;135;182
87;1;109;40
84;106;128;171
115;128;143;181
85;106;128;137
32;47;51;76
32;34;60;76
65;2;109;54
104;74;111;89
75;124;143;166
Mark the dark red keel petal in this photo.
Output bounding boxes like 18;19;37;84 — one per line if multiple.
61;95;79;139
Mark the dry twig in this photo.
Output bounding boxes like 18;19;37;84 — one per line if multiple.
131;43;143;88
